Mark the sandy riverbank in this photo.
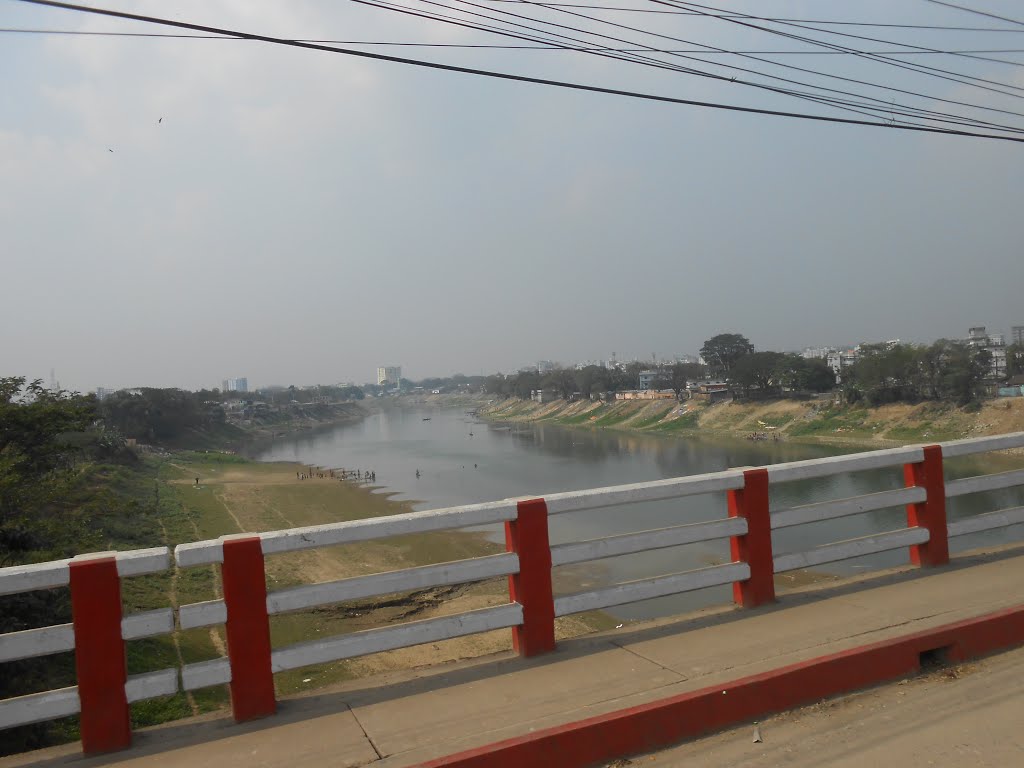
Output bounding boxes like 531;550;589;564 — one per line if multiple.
480;395;1024;450
164;454;613;698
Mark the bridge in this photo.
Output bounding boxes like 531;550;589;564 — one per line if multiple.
3;433;1024;766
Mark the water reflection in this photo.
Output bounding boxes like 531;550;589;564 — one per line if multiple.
257;405;1024;619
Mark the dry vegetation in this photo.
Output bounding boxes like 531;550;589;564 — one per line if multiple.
484;395;1024;448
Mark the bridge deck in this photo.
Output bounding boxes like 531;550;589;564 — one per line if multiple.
6;545;1024;768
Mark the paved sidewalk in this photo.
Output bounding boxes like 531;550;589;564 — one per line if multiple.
647;643;1024;767
6;546;1024;768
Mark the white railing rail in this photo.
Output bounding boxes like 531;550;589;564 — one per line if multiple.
0;548;178;745
2;430;1023;755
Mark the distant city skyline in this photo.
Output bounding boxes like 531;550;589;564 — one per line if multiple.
48;321;1018;395
5;3;1021;396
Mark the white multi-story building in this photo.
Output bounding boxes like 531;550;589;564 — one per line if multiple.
638;370;659;390
222;377;248;393
966;327;1007;380
801;347;833;360
377;366;402;387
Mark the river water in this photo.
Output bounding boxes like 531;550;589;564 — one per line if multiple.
256;403;1024;619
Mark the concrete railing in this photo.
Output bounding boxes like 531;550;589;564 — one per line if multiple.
0;548;175;753
2;432;1024;754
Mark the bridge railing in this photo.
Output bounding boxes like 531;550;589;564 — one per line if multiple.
0;548;176;753
2;432;1024;754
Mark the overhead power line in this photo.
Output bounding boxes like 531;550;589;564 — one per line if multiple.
483;2;1024;31
8;27;1024;59
479;0;1024;128
367;0;1024;131
658;0;1024;95
922;0;1024;28
13;0;1024;143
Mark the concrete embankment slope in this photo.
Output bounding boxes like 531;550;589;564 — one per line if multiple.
8;545;1024;768
482;395;1024;447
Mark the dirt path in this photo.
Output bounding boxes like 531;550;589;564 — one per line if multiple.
157;519;199;717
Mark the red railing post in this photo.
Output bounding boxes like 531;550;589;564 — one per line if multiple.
728;468;775;608
904;444;949;567
505;498;556;657
221;536;276;721
69;555;131;754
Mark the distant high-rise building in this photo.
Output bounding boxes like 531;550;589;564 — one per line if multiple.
377;366;402;387
94;387;114;401
222;377;248;393
1013;326;1024;346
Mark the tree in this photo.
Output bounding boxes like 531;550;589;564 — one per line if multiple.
509;370;541;399
731;351;786;396
541;368;577;400
918;340;989;406
844;343;921;405
0;378;97;565
339;385;365;401
700;333;754;377
574;366;611;398
1008;344;1024;378
668;362;705;397
774;355;835;393
0;378;153;753
483;374;506;395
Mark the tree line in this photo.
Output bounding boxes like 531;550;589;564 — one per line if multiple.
842;340;999;407
482;330;1017;407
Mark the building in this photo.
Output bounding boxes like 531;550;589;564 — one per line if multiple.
967;327;990;347
1013;326;1024;346
638;370;659;390
966;327;1007;380
530;389;558;403
826;349;859;380
94;387;115;401
615;390;675;401
689;381;731;403
376;366;402;387
801;347;833;360
222;377;248;393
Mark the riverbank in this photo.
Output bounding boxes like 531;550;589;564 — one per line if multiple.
229;401;368;455
480;395;1024;448
159;451;614;694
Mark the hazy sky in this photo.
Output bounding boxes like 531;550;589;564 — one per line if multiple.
3;0;1023;391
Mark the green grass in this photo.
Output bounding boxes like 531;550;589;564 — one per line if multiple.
630;407;675;430
884;422;960;442
591;406;640;427
754;412;796;428
175;450;250;464
557;408;603;425
651;412;700;431
787;407;872;437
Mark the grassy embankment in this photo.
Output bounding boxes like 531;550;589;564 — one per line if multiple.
11;447;613;751
482;395;1024;447
155;453;613;695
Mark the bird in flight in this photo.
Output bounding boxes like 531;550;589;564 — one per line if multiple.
108;148;114;153
158;117;163;124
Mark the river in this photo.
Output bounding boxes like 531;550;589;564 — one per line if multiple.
256;403;1024;619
